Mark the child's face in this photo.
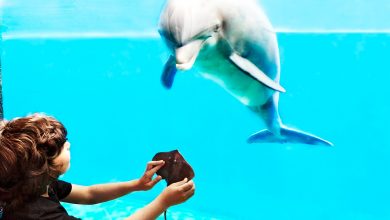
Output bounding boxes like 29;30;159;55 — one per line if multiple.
54;141;71;174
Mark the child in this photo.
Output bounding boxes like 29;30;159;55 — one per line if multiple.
0;113;195;219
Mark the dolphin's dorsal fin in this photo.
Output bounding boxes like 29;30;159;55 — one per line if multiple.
161;55;178;89
229;53;286;93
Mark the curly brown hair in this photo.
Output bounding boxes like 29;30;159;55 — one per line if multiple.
0;113;67;211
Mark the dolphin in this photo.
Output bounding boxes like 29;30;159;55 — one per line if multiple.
158;0;333;146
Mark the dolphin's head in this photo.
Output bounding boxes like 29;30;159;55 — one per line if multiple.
159;0;222;70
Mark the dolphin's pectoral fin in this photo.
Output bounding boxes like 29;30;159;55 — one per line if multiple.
247;126;333;146
229;53;286;93
161;55;178;89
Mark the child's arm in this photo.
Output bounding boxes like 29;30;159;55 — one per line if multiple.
62;160;165;204
125;178;195;220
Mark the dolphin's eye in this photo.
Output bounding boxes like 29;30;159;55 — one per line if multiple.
196;34;211;41
190;26;218;43
214;24;221;32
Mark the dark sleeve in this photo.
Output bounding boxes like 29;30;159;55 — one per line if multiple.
50;180;73;200
42;212;82;220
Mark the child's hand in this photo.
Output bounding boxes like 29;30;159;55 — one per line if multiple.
136;160;165;191
156;178;195;209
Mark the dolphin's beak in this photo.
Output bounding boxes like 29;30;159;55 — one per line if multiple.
175;39;204;70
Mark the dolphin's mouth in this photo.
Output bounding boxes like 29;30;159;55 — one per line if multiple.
176;55;198;70
175;39;204;70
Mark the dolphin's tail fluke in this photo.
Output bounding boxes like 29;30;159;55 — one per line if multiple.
247;126;333;146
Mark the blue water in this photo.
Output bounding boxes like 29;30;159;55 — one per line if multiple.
2;33;390;219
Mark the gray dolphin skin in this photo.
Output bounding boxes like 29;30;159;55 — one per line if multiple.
159;0;333;146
